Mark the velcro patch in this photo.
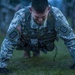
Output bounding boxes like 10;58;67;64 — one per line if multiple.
6;28;20;41
60;26;70;35
9;31;18;39
60;26;68;33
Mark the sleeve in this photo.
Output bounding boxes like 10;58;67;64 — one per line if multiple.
0;10;23;59
6;10;23;43
54;8;75;62
0;9;26;68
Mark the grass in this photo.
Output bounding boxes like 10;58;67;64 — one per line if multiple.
0;33;75;75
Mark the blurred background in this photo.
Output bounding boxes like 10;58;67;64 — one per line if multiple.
0;0;75;34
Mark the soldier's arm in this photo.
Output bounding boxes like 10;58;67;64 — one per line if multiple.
2;8;27;52
0;9;24;58
0;9;26;69
54;7;75;61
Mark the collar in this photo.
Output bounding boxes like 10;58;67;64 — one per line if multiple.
30;16;47;29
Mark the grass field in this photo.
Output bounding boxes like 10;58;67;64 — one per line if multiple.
0;33;75;75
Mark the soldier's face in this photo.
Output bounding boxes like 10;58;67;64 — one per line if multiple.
30;7;50;25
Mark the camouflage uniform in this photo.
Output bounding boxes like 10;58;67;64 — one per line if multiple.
0;6;75;68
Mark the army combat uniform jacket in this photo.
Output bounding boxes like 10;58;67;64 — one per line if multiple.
0;6;75;68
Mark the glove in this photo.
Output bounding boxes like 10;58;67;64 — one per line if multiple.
0;68;11;74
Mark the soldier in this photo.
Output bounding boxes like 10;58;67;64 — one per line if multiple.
0;0;75;74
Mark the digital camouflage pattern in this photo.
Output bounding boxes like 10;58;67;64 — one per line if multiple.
0;6;75;68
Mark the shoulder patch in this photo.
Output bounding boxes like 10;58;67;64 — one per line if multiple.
6;28;20;41
60;26;68;33
60;26;70;35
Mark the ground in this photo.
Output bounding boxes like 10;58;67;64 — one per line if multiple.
0;33;75;75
